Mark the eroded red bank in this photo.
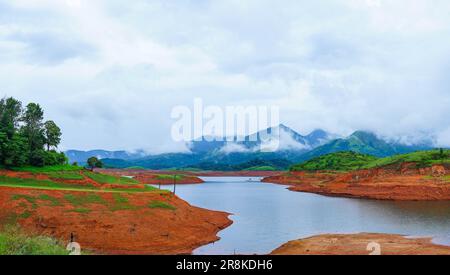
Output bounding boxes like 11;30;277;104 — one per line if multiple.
262;163;450;201
0;170;232;255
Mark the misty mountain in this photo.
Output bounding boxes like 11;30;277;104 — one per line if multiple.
188;124;336;154
67;125;436;170
65;149;146;164
297;131;434;162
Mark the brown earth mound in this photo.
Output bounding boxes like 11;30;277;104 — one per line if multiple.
262;164;450;200
0;186;232;255
97;169;204;185
270;233;450;255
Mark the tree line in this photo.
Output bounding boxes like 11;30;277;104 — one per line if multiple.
0;96;66;167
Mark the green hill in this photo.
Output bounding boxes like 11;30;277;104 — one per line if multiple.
298;131;433;162
244;166;277;171
291;149;450;172
363;149;450;169
291;151;378;171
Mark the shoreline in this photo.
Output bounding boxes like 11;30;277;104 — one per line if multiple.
0;169;233;254
99;168;283;178
262;165;450;201
270;233;450;255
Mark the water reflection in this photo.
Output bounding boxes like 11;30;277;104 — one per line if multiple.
154;177;450;255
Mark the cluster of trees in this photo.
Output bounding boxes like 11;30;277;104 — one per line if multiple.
0;97;66;167
87;157;103;170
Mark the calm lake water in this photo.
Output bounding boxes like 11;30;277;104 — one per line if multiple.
156;177;450;255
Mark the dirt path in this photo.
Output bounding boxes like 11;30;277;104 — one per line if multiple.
271;233;450;255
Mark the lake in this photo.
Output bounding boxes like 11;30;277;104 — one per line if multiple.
156;177;450;255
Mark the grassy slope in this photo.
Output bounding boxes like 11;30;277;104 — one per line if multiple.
291;149;450;172
0;166;178;255
0;176;158;193
0;166;160;194
291;151;378;171
0;226;68;255
11;165;83;173
155;174;185;181
362;149;450;169
84;171;139;185
245;166;277;171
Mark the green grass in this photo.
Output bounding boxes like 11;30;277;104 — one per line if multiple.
0;176;95;191
290;149;450;172
0;226;69;255
0;175;158;194
113;193;129;203
11;165;83;173
64;193;106;206
18;211;32;219
291;151;378;172
38;194;61;206
126;166;146;170
245;166;277;171
110;193;138;211
84;171;139;185
155;174;184;181
62;192;140;212
46;171;84;180
168;167;202;172
11;194;37;209
362;149;450;169
148;201;176;210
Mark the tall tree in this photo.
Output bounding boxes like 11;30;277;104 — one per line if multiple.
0;97;22;139
87;157;103;171
44;120;62;151
0;97;24;165
3;134;28;167
21;103;45;151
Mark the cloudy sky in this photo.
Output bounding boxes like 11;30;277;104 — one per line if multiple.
1;0;450;152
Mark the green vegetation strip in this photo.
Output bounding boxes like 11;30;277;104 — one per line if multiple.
148;201;176;210
291;151;377;172
291;149;450;172
0;226;68;255
0;175;160;194
46;171;84;180
84;171;139;185
11;165;83;173
155;174;185;181
245;166;277;171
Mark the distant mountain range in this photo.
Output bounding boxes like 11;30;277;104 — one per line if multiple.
187;124;337;154
65;149;147;164
66;124;436;170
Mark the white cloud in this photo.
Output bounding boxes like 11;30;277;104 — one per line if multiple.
220;143;251;154
0;0;449;151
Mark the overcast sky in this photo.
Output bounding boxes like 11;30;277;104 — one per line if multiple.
1;0;450;152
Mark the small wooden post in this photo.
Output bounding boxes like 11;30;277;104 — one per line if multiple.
173;174;176;194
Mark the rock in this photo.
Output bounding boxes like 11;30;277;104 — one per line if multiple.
432;165;446;177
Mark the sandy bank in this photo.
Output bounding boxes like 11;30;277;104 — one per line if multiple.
270;233;450;255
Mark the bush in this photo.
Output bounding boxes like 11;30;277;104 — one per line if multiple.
29;150;46;167
0;225;69;255
42;150;67;166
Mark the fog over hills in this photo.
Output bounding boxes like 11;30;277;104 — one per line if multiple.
66;124;436;170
